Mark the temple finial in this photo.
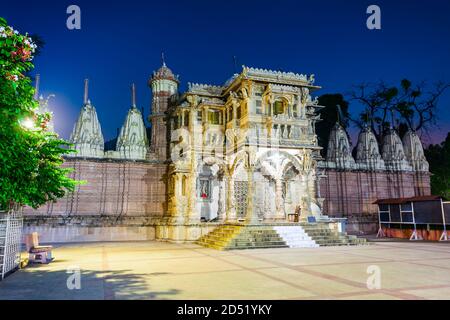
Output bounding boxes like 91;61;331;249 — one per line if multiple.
83;79;89;105
34;74;40;100
161;52;166;67
131;83;136;107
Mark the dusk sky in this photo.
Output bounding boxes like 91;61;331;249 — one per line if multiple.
3;0;450;144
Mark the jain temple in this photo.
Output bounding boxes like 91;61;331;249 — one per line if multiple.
24;63;431;248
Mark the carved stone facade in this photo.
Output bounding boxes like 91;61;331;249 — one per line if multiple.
166;66;323;229
24;64;431;242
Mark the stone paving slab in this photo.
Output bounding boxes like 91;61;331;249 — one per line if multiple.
0;241;450;300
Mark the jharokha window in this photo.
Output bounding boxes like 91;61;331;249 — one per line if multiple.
273;100;285;116
255;100;262;115
208;110;220;124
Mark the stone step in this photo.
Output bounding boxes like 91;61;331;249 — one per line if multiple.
300;223;368;247
197;225;290;250
197;223;368;250
272;226;318;248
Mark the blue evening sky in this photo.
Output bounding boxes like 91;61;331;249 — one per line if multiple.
3;0;450;144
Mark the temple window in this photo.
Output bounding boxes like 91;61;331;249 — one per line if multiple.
197;110;202;122
208;110;220;125
273;100;285;116
236;105;241;119
255;100;262;115
184;111;189;126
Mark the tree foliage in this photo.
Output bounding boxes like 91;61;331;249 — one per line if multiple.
424;133;450;199
0;17;79;211
349;79;449;140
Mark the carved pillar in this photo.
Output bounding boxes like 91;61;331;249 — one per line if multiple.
169;172;186;224
308;171;316;199
274;178;285;220
187;162;200;224
226;174;237;222
217;175;226;222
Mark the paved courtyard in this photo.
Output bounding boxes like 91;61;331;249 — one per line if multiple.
1;241;450;300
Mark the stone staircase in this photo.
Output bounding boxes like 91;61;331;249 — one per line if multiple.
197;225;288;250
272;226;318;248
196;223;368;250
300;223;368;246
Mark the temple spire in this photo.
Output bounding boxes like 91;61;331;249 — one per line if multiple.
83;78;89;104
131;83;136;107
116;97;148;160
34;74;40;100
161;52;166;67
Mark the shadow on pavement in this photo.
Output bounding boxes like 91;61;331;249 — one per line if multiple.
0;267;181;300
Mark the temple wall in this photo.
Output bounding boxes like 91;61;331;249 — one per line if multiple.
23;158;168;242
22;158;432;242
320;170;431;234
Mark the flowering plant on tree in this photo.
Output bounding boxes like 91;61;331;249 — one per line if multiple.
0;17;80;211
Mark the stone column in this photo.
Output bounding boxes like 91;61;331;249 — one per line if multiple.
186;171;200;223
217;176;226;222
274;178;285;221
307;172;315;198
226;174;237;222
170;172;185;224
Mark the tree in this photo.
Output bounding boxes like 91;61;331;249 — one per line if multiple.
0;18;79;211
424;133;450;199
317;94;351;157
349;80;449;140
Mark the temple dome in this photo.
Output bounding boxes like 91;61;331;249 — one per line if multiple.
381;128;412;171
69;100;104;158
326;123;356;169
355;126;385;170
150;62;179;83
116;106;148;160
402;130;429;171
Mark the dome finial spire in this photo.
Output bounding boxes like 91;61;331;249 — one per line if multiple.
161;52;166;67
131;83;136;107
83;78;89;105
